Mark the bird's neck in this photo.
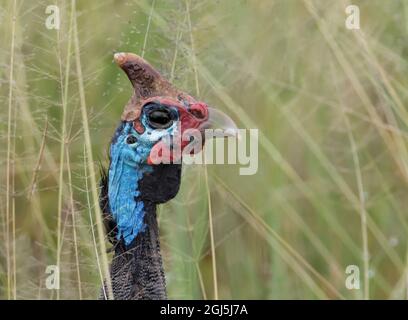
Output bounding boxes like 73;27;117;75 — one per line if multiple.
109;202;167;300
102;121;181;299
107;154;166;299
108;155;151;246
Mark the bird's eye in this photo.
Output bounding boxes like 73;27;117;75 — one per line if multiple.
146;109;173;129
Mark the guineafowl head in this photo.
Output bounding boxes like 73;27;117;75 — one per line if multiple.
105;52;237;248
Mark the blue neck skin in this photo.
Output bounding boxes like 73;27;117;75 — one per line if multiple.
108;122;153;246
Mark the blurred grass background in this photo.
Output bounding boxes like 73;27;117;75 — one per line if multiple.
1;0;408;299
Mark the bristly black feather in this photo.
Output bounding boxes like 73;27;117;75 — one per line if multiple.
99;163;117;245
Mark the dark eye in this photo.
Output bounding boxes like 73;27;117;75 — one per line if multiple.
147;109;173;129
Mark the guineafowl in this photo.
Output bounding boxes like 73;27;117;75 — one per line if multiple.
99;53;237;300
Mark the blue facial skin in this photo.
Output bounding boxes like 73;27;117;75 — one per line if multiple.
108;110;178;246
